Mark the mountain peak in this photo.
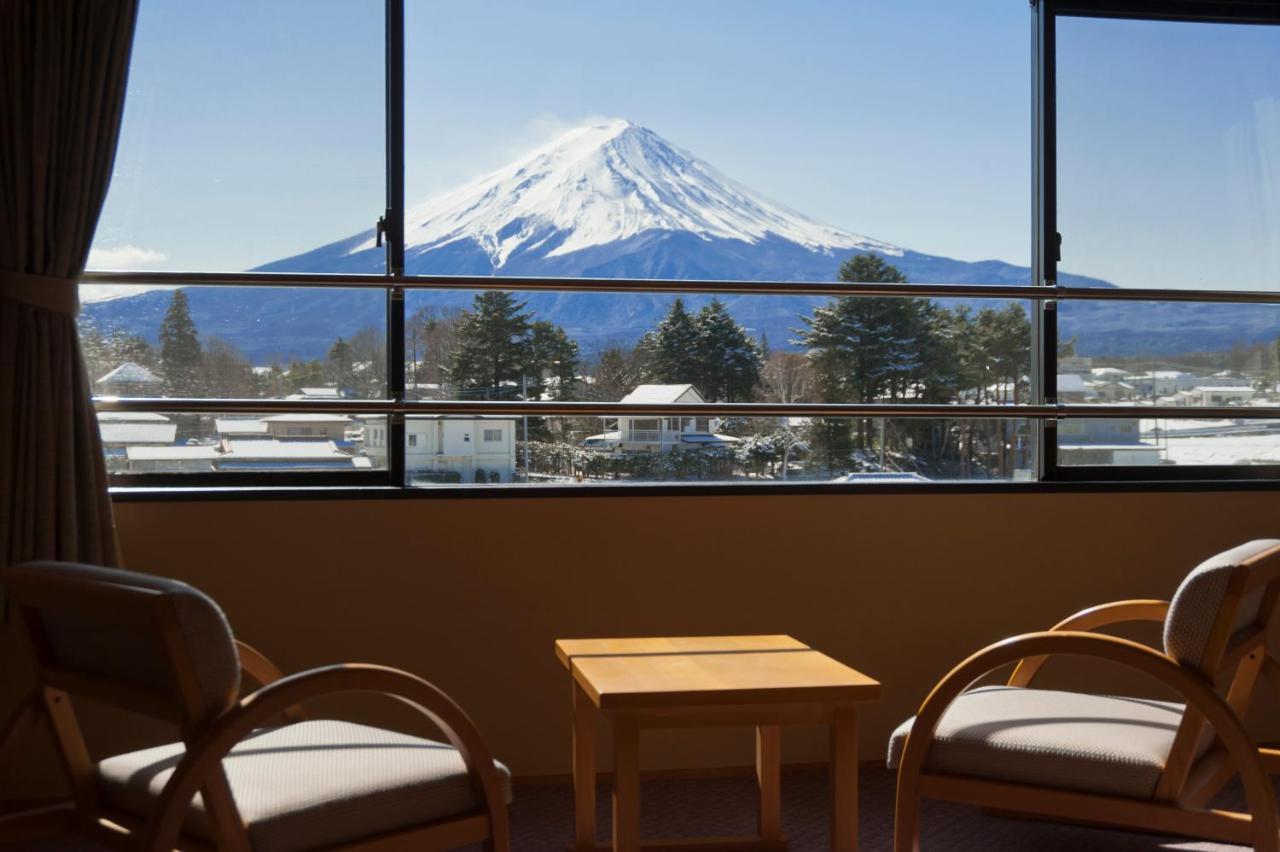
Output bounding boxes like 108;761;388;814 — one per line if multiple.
356;121;901;269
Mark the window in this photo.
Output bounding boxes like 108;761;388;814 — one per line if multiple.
84;1;1280;492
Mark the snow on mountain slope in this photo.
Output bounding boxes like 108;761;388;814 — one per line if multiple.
350;119;902;268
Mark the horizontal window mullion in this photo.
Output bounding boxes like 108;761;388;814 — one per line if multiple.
90;396;1280;421
79;270;1280;304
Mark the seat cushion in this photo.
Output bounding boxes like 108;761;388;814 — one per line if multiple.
886;686;1186;799
97;720;512;852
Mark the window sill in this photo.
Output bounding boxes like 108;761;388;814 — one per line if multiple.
108;478;1280;502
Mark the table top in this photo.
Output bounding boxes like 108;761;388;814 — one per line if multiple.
555;635;880;711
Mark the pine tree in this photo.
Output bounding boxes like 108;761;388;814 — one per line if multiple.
692;299;761;402
525;321;580;400
448;291;532;398
639;298;700;386
158;289;202;396
327;337;353;393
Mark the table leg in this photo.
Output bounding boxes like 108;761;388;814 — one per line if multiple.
830;706;859;852
612;715;641;852
572;678;597;851
756;725;782;843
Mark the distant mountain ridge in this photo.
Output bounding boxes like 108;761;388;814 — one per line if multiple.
84;120;1265;362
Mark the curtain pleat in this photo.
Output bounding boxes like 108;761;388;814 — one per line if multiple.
0;0;140;566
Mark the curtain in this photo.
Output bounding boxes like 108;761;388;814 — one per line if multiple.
0;0;140;566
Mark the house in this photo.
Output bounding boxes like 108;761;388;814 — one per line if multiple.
1057;418;1163;466
216;439;368;471
1189;386;1256;406
362;416;518;483
1088;379;1136;402
214;417;270;438
1055;373;1096;403
584;385;740;453
95;361;162;396
96;412;179;472
260;413;351;441
125;445;218;473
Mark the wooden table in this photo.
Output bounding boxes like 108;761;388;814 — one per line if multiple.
555;635;881;852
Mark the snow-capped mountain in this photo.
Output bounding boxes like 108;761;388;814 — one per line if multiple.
91;119;1256;363
382;119;902;269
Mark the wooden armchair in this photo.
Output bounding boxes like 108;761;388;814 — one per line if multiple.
0;561;511;851
890;538;1280;851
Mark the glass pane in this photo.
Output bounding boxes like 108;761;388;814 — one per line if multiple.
404;2;1030;285
1058;17;1280;290
406;289;1033;407
405;416;1032;487
80;285;387;399
86;0;384;279
101;412;386;475
1057;298;1280;467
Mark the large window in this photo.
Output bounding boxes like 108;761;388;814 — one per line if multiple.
84;1;1280;491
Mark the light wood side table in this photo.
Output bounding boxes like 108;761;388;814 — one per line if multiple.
555;635;881;852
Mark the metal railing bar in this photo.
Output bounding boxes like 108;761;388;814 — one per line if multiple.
90;396;1280;421
78;270;1280;304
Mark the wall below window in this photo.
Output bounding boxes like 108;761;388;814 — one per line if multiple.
4;489;1280;800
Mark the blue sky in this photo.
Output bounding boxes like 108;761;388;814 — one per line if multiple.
89;1;1278;292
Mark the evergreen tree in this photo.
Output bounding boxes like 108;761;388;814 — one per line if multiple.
158;289;202;395
639;298;699;385
525;321;580;400
448;291;532;398
327;337;353;393
692;299;761;402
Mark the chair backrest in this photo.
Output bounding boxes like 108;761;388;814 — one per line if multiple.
1154;539;1280;801
1163;539;1280;674
3;561;241;730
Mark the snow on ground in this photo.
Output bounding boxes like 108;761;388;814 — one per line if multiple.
1161;434;1280;465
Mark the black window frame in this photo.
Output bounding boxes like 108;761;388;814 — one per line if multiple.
88;0;1280;496
1036;0;1280;483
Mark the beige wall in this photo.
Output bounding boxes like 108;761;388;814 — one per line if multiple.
4;489;1279;798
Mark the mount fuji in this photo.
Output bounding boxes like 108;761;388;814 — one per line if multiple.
85;119;1257;362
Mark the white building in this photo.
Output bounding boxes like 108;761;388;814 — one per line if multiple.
1189;386;1256;406
584;384;739;453
126;445;218;473
1057;418;1163;466
363;417;517;484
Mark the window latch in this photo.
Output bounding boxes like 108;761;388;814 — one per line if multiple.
375;214;388;248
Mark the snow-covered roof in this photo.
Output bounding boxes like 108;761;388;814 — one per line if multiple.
97;412;170;423
1152;370;1190;379
1090;367;1127;377
1057;374;1092;393
831;472;930;483
261;414;352;424
619;384;703;404
219;440;349;460
98;422;177;445
298;387;341;398
97;361;160;385
126;446;218;461
215;418;269;435
1193;386;1255;394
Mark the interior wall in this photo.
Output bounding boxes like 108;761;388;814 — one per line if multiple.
4;489;1278;799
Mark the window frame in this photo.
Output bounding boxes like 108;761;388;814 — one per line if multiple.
87;0;1280;495
1035;0;1280;483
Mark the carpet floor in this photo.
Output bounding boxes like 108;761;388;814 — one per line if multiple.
3;767;1267;851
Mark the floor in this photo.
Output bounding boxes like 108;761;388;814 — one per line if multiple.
3;768;1263;851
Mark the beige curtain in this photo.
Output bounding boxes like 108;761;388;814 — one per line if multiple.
0;0;140;566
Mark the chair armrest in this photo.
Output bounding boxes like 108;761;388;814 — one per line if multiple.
234;640;285;687
895;631;1277;852
140;664;510;852
1007;599;1170;687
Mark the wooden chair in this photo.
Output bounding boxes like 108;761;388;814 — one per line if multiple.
0;561;511;851
890;538;1280;852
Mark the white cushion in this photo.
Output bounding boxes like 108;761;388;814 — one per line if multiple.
886;686;1186;799
97;719;512;852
